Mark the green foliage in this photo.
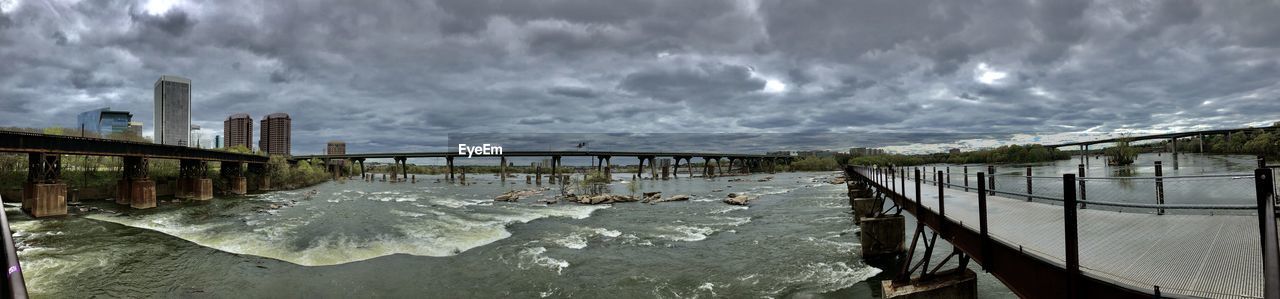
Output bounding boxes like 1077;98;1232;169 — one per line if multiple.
845;144;1070;166
1104;138;1138;165
789;156;840;171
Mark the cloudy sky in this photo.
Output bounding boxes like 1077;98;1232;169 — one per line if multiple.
2;0;1279;155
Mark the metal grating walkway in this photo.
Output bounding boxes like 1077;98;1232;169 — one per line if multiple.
901;178;1263;298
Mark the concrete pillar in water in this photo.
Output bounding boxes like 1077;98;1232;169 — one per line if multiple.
649;157;656;179
460;167;466;183
859;215;905;259
446;156;455;181
500;156;507;181
672;158;681;178
536;164;542;185
229;176;247;195
604;156;612;179
852;197;876;223
550;156;559;184
526;175;532;184
412;175;416;184
882;269;977;299
22;153;66;217
636;157;645;179
114;156;157;209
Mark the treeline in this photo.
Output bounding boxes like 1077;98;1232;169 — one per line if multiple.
844;144;1071;166
1158;125;1280;158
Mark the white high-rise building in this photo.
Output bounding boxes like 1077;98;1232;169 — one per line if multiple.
154;75;191;146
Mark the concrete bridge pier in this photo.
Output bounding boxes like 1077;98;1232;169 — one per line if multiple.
221;161;247;195
716;158;725;177
603;156;612;179
636;157;646;180
535;164;543;185
248;162;271;191
117;156;157;209
23;153;67;218
550;156;560;184
672;157;682;178
177;159;212;201
648;157;657;179
446;156;455;181
394;157;408;182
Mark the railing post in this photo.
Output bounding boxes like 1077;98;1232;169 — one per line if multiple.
890;166;896;194
1063;173;1080;299
937;170;946;222
946;166;951;186
1255;168;1280;299
1155;161;1166;215
1026;166;1033;202
977;172;990;269
1078;164;1087;209
914;168;922;213
987;165;995;195
963;166;970;191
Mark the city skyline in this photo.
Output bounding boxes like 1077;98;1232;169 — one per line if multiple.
2;0;1280;155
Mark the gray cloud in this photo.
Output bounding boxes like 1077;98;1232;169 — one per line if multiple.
0;0;1278;156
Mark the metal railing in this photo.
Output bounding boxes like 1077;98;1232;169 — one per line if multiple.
0;195;27;298
853;165;1280;299
895;162;1263;214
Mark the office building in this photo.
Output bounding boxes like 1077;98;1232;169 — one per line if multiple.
224;113;253;150
154;75;191;146
259;112;291;156
76;107;132;138
326;141;346;155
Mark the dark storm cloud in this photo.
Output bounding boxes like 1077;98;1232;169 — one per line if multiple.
2;0;1280;156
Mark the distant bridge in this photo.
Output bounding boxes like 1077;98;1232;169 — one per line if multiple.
291;151;793;182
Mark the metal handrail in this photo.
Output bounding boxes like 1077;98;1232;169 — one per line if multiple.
917;178;1260;210
0;196;27;298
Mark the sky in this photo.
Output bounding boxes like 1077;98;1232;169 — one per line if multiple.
2;0;1279;156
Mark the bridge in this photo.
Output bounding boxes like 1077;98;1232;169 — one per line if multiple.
292;151;792;183
1040;126;1278;169
843;165;1279;298
0;130;269;217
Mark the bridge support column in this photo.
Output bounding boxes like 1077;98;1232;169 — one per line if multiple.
249;163;270;191
221;161;246;195
23;153;67;218
604;156;612;179
535;163;542;185
859;215;905;259
500;156;507;181
550;156;560;184
672;158;681;178
636;157;645;179
117;156;157;209
1171;138;1180;170
882;269;977;299
446;156;455;181
178;159;212;201
649;157;656;179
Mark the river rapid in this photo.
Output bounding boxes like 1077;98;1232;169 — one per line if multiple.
7;171;1021;298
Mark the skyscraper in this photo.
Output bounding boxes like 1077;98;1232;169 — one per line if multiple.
259;112;291;156
326;141;346;155
224;113;253;150
154;75;191;146
75;107;132;138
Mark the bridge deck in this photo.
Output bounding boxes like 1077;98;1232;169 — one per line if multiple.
901;177;1262;298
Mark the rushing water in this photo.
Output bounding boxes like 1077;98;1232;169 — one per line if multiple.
8;171;1023;298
